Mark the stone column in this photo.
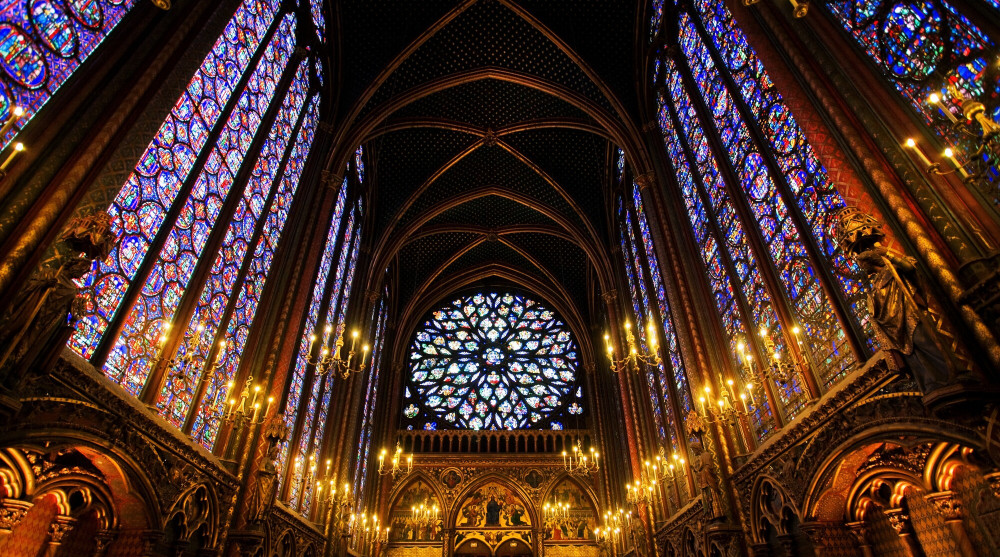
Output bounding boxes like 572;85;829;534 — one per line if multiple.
884;509;925;557
93;529;118;556
44;515;76;557
846;521;875;557
925;491;978;557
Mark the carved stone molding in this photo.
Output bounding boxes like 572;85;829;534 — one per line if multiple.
601;290;617;305
925;491;963;521
634;172;656;191
0;500;30;533
884;508;913;535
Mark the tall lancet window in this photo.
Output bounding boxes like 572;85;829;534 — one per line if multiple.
0;0;138;147
280;148;366;514
822;1;999;205
651;0;875;435
68;0;328;450
353;291;389;510
615;173;693;453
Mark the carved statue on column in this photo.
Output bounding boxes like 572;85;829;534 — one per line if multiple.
247;420;290;523
833;207;956;393
0;213;113;389
689;440;723;519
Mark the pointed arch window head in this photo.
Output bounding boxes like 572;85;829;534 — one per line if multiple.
0;0;138;147
404;292;583;431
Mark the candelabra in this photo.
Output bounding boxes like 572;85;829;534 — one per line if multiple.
561;438;599;476
307;323;370;379
605;320;661;373
904;83;1000;193
411;500;440;526
543;499;570;521
221;376;272;426
151;322;229;399
377;442;413;478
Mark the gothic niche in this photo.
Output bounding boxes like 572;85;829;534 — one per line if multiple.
388;479;444;543
542;478;598;543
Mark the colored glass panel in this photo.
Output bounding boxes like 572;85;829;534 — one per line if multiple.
353;298;388;510
650;0;663;40
155;60;310;430
692;0;874;382
632;184;694;417
618;198;666;442
190;94;321;448
661;58;783;430
405;292;582;430
310;0;324;41
70;0;282;360
275;177;350;492
0;0;138;147
291;206;361;510
104;14;297;396
679;14;836;409
824;0;999;203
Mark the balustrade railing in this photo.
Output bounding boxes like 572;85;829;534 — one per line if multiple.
395;429;593;454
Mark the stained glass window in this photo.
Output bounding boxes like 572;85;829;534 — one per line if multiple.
290;199;363;512
353;294;388;508
70;0;284;362
276;179;349;493
620;199;674;447
155;60;312;433
404;292;582;430
632;185;694;420
823;0;999;203
647;0;883;430
104;12;298;395
0;0;138;147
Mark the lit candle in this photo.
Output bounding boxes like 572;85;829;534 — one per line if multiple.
726;378;736;399
944;148;970;179
0;142;24;171
265;396;273;417
351;330;358;352
309;334;316;351
740;392;748;412
562;450;567;467
252;402;261;422
360;344;370;368
928;92;959;124
699;396;706;415
0;105;23;138
746;383;756;405
905;138;933;167
251;384;261;407
228;398;236;418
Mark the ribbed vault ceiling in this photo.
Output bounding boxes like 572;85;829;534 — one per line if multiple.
331;0;642;342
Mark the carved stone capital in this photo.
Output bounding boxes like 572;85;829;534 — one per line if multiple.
47;516;76;544
0;500;30;533
634;171;656;191
926;491;963;521
885;508;913;535
94;529;118;555
601;290;617;304
845;521;870;546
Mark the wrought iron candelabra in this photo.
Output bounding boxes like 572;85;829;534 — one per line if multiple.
307;323;371;379
561;438;599;477
377;442;413;479
605;320;661;373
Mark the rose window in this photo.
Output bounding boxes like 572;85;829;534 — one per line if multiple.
403;292;583;430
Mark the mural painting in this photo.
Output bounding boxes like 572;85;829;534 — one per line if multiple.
453;480;533;553
389;479;444;542
543;479;597;542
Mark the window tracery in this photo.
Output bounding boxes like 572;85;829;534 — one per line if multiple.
403;292;583;431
